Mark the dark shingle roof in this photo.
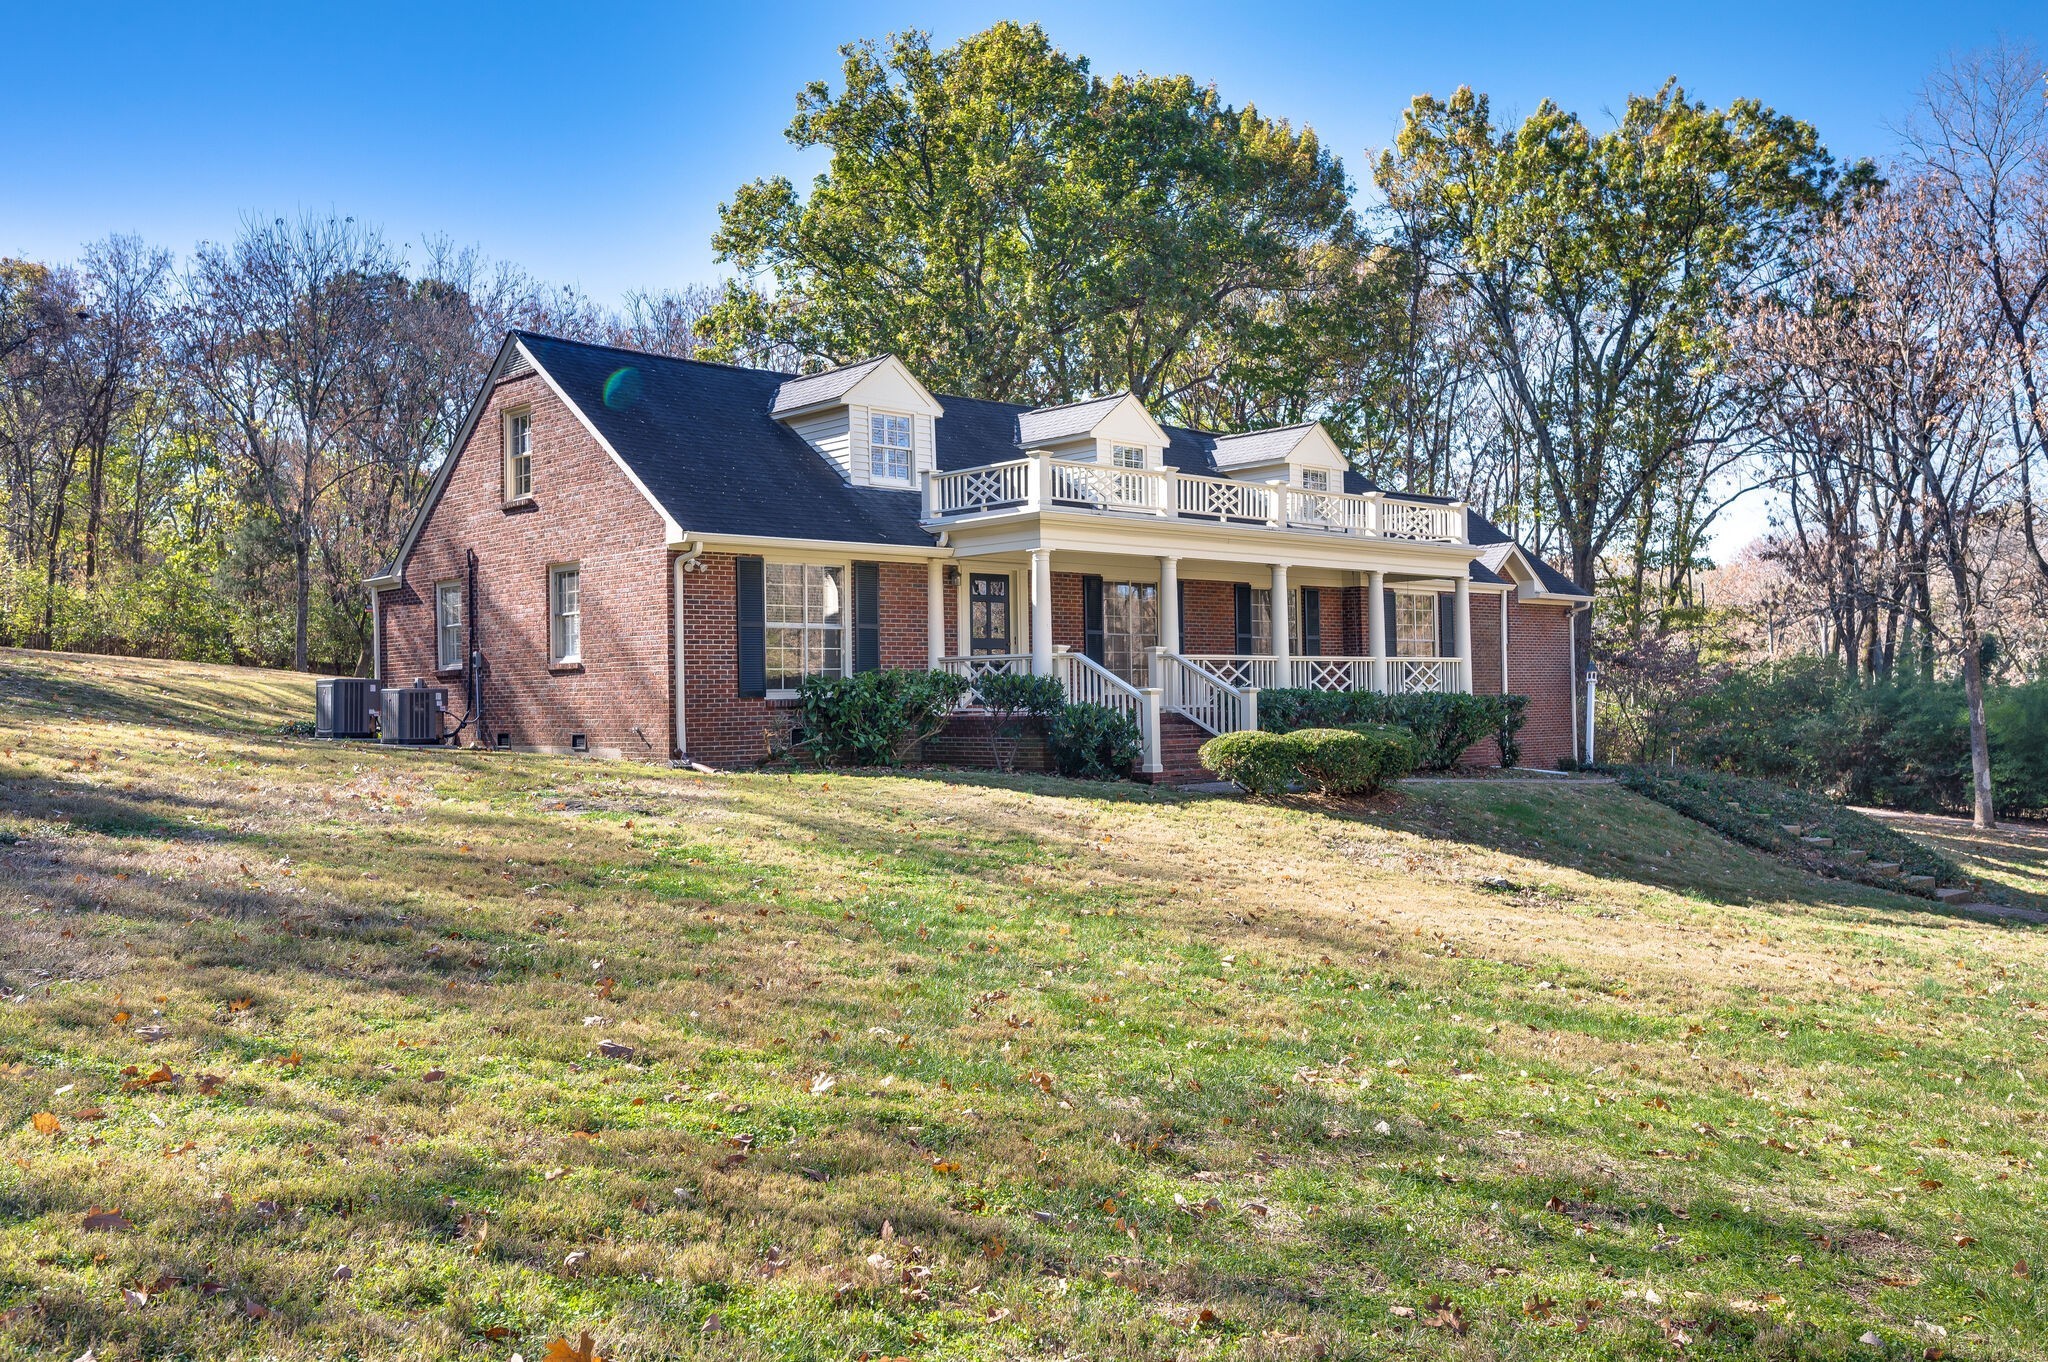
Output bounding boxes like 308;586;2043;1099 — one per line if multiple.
768;356;891;416
1015;392;1133;446
508;331;1588;600
1208;423;1317;470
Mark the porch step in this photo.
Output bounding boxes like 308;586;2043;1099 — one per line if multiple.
1140;713;1217;785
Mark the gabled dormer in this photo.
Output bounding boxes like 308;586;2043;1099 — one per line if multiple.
771;355;945;490
1208;422;1350;491
1016;392;1170;471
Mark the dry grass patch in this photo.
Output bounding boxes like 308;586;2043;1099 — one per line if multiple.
2;651;2047;1359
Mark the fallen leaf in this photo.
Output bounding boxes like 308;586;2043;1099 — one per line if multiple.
542;1332;606;1362
597;1040;634;1061
31;1112;60;1136
421;1069;446;1082
81;1207;134;1232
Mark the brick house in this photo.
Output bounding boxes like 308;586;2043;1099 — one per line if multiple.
368;332;1592;778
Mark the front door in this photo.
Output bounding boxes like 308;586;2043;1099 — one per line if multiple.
969;573;1011;655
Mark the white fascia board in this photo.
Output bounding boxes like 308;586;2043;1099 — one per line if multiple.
679;531;949;563
941;510;1482;574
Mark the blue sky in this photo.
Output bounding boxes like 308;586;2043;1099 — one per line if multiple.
6;1;2043;550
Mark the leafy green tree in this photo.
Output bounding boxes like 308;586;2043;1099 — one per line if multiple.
702;23;1367;427
1377;82;1865;653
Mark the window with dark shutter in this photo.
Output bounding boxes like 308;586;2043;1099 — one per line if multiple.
852;562;881;672
1234;583;1254;654
735;556;766;697
1300;587;1321;656
1383;588;1397;656
1438;592;1454;658
1081;575;1106;663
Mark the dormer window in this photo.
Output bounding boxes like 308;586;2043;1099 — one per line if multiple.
869;414;913;481
1300;468;1330;492
1110;444;1146;470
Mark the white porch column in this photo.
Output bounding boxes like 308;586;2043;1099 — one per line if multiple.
1453;572;1473;693
1366;569;1387;692
926;559;946;668
1158;555;1180;655
954;566;971;658
1029;548;1055;677
1269;563;1291;687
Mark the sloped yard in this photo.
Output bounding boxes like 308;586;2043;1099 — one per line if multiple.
2;649;2046;1360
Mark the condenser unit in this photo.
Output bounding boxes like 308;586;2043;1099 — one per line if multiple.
315;677;378;739
379;681;448;745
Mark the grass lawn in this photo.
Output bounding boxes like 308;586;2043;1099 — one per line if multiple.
3;647;2047;1360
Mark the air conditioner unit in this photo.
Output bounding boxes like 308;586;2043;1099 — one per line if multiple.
379;682;448;745
315;677;378;739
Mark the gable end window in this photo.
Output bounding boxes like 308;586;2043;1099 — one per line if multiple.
1300;468;1330;491
435;581;463;671
549;565;581;664
763;562;845;692
504;409;533;501
1109;444;1146;469
869;414;913;481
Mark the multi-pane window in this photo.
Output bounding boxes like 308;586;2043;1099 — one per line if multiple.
505;410;533;500
435;581;463;670
549;565;581;664
1246;588;1306;654
1109;444;1146;469
869;414;913;481
1299;468;1330;491
1101;582;1158;686
764;562;844;691
1395;591;1437;657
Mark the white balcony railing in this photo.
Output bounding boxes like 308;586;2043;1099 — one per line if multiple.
925;456;1466;544
1184;655;1467;695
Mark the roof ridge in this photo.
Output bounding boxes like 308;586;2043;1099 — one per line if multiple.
1020;389;1132;414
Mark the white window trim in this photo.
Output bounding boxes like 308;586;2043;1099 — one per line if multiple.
1109;443;1147;470
435;580;463;671
763;557;854;698
1299;467;1331;491
504;407;533;503
867;411;914;483
549;563;582;666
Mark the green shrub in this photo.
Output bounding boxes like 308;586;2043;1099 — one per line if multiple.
1491;693;1529;768
1046;703;1141;780
972;671;1068;772
1199;730;1299;796
1255;687;1518;771
1293;726;1416;795
797;669;969;766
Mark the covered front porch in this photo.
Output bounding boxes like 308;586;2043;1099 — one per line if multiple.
916;544;1480;776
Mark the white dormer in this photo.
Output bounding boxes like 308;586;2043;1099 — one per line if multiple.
771;355;945;489
1208;422;1350;488
1016;392;1170;469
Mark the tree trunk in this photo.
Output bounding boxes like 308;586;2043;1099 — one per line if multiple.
293;525;311;673
1960;636;1995;831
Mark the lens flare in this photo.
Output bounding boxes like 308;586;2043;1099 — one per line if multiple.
603;366;643;410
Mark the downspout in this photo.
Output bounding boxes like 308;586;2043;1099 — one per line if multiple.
672;547;692;760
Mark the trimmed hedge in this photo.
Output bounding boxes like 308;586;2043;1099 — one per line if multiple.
1254;688;1513;772
1200;725;1417;798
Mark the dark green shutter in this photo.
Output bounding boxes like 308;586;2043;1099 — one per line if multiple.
1383;588;1397;655
736;556;766;697
1081;575;1105;664
852;562;881;673
1176;579;1186;654
1234;583;1254;653
1438;592;1454;658
1300;587;1321;656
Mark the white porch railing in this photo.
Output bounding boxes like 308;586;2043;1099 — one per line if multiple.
925;456;1466;544
1154;650;1257;736
937;653;1032;687
1185;655;1467;695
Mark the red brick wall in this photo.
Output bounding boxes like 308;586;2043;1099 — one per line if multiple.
679;553;935;768
377;371;673;758
1507;596;1579;770
1180;579;1238;654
